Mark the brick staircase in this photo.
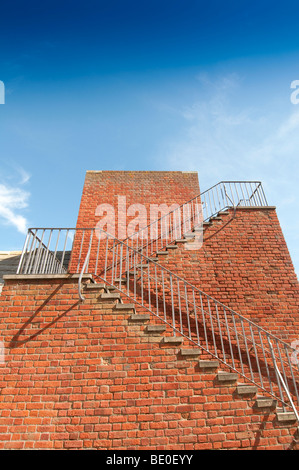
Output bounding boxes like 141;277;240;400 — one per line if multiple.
2;178;298;449
13;197;298;421
83;280;298;429
0;273;297;449
88;202;298;427
78;283;299;449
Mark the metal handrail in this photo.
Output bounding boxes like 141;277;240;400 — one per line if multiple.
16;182;267;275
99;231;299;414
103;181;268;264
269;340;299;421
15;180;298;414
78;236;93;302
17;228;69;275
99;181;267;282
16;226;299;415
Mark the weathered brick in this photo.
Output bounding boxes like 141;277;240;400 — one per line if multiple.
0;172;298;451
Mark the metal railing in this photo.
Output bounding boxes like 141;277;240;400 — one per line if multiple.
16;226;299;415
17;228;73;275
99;181;267;281
17;182;267;276
97;230;299;415
18;182;267;277
269;340;299;422
110;181;268;259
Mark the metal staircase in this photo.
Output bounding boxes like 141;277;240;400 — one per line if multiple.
15;181;299;419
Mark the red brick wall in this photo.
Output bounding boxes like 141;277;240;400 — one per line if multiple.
0;277;297;450
157;207;299;344
0;172;298;450
76;170;200;231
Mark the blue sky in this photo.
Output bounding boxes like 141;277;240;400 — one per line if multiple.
0;0;299;276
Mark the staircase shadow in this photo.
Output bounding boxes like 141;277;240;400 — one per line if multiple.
203;213;235;242
9;282;80;349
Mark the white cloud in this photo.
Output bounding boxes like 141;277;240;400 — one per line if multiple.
159;75;298;183
0;184;30;234
277;112;299;138
16;166;31;185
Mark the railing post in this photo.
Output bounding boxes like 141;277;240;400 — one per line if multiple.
78;231;93;302
16;230;30;274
